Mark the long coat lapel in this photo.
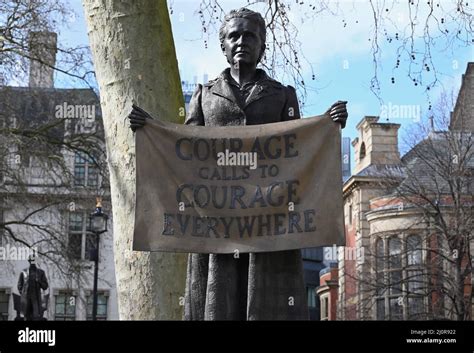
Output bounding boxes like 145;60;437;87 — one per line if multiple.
208;69;281;110
209;78;239;105
243;80;281;109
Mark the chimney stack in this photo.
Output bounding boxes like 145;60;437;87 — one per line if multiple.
28;31;57;88
352;116;401;175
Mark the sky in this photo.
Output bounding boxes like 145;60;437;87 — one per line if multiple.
58;0;473;172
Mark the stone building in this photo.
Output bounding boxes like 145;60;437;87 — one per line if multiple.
317;262;338;320
0;32;118;320
322;62;473;321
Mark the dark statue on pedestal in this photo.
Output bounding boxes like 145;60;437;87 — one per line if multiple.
128;8;348;320
16;255;49;320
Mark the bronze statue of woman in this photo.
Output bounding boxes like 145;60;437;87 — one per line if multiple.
129;8;347;320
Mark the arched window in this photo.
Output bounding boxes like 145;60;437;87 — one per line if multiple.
359;142;366;159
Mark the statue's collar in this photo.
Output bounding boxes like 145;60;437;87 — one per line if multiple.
218;68;272;88
206;68;281;108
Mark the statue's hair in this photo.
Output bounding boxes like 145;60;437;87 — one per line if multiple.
219;8;266;62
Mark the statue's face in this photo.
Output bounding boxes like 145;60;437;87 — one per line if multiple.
221;18;263;67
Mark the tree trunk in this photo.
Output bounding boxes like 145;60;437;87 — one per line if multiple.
82;0;187;319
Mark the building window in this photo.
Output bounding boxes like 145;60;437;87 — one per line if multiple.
68;212;83;259
407;296;424;318
320;295;329;321
54;291;76;321
388;237;402;296
74;152;98;187
376;298;385;320
68;212;97;261
85;233;98;261
375;234;425;320
348;204;353;225
307;286;317;308
375;238;386;297
389;297;403;320
68;212;96;261
406;235;424;319
407;235;422;266
359;142;366;159
0;290;10;321
86;292;108;320
0;209;5;247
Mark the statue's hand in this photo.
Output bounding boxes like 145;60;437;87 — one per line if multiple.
326;100;348;129
128;104;153;132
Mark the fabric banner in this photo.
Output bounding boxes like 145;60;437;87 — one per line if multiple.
133;114;345;254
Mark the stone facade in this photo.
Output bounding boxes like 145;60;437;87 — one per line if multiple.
0;32;118;321
0;88;119;320
317;263;338;320
450;62;474;132
332;62;473;321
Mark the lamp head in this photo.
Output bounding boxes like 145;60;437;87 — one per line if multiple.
28;254;36;265
94;197;103;215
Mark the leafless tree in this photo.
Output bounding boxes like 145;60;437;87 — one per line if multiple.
0;0;95;88
0;88;110;284
342;90;473;320
0;0;108;285
178;0;473;105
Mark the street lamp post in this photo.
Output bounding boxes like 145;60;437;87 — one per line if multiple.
88;197;108;321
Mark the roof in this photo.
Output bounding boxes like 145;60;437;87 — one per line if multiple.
0;86;103;141
345;64;474;205
398;132;473;193
354;164;405;178
345;131;473;198
450;62;474;132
